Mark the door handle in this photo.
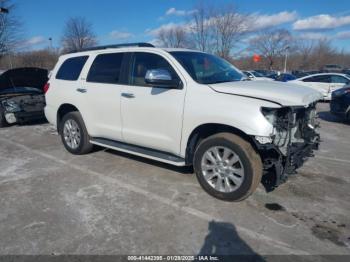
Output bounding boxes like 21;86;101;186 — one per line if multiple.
121;92;135;98
76;88;87;93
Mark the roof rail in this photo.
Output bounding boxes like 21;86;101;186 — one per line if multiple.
72;42;155;53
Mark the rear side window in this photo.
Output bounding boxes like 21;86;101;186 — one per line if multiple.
87;53;124;84
56;56;88;81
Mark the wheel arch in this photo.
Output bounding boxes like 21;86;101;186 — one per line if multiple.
184;123;259;165
56;103;80;133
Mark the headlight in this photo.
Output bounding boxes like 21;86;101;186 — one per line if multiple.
261;107;294;130
2;100;21;113
261;107;278;126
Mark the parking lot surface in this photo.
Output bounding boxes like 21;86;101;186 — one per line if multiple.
0;103;349;256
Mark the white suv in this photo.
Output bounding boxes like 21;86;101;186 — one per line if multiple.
45;43;322;201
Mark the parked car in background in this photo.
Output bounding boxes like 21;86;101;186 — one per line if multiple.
0;67;48;127
254;69;275;77
292;71;310;78
289;73;350;101
322;64;343;73
342;69;350;75
45;43;322;201
243;70;274;81
274;73;297;82
306;70;321;75
330;86;350;121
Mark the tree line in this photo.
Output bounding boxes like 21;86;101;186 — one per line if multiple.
0;0;349;71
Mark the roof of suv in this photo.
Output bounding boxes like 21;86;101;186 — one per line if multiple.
60;47;201;59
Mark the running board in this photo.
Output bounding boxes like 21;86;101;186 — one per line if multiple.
90;137;186;166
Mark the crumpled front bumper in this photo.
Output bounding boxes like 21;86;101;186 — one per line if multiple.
254;132;320;188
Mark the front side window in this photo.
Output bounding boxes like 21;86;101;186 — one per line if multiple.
170;51;244;84
130;52;179;86
56;56;88;81
303;75;331;83
87;53;124;84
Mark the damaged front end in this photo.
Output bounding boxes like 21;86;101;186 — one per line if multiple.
1;94;46;124
254;103;320;188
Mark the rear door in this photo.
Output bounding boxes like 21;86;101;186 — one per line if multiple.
120;52;186;155
79;52;126;140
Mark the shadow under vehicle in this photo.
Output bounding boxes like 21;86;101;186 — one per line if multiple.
0;67;48;128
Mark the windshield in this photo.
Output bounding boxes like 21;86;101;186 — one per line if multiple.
251;71;264;77
170;51;244;84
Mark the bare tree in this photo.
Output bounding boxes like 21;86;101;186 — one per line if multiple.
189;1;211;52
249;29;292;70
210;5;249;59
291;39;315;70
156;26;189;48
61;17;97;52
0;0;22;57
311;38;336;69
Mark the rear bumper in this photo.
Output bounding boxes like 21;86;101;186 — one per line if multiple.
44;105;57;127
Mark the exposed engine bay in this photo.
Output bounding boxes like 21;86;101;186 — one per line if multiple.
256;103;320;187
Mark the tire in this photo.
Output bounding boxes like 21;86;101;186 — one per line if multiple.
346;110;350;123
59;111;93;155
0;107;9;128
194;132;262;202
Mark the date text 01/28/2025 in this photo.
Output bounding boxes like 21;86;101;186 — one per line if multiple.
127;255;219;261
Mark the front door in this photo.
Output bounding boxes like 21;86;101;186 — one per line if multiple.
120;52;186;155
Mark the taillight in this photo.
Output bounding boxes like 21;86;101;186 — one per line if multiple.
43;83;50;94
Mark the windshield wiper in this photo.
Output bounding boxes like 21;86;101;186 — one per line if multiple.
208;80;239;84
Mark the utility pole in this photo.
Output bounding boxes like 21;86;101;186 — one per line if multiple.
48;37;53;50
284;46;290;73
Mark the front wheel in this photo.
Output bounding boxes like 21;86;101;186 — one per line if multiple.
194;133;262;201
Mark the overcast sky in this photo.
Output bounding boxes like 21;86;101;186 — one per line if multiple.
15;0;350;53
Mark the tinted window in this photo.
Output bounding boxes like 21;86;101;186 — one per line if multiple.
303;75;331;83
331;75;349;84
130;52;179;86
87;53;124;84
56;56;88;81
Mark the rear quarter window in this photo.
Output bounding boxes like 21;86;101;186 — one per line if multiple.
56;56;88;81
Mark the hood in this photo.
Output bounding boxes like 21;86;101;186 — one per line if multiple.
0;67;48;92
209;80;323;106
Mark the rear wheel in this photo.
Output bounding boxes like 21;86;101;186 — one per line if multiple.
346;110;350;123
194;133;262;201
0;107;9;128
59;112;93;154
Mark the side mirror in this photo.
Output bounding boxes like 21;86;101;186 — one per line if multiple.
145;69;180;88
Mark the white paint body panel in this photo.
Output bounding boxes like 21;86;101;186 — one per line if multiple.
45;47;322;162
